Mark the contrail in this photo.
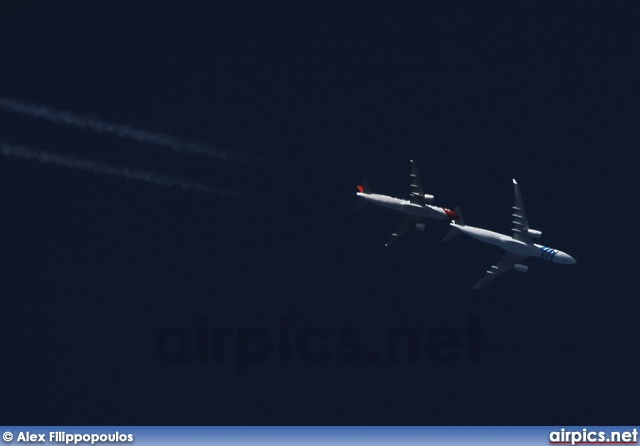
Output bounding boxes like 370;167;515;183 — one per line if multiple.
0;97;271;168
0;142;247;198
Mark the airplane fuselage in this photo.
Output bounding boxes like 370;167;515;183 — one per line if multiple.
455;224;576;264
356;192;449;220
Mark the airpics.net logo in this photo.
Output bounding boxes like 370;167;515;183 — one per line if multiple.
155;315;483;374
549;428;638;445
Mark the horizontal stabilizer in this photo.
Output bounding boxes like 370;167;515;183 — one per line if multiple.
354;198;367;210
442;225;460;242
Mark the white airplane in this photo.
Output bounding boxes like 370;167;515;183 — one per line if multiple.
356;160;459;246
444;179;576;289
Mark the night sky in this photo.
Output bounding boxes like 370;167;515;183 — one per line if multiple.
1;2;639;425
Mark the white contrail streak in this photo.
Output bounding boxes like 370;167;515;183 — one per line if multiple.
0;142;246;198
0;97;263;167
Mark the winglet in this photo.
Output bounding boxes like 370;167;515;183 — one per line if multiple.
513;178;518;184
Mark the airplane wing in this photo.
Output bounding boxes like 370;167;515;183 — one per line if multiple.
471;252;527;289
385;215;418;246
512;179;532;244
409;160;425;205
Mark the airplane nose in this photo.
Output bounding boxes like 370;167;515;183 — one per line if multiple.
557;252;577;264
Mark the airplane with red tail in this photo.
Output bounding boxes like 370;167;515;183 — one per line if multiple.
356;160;459;246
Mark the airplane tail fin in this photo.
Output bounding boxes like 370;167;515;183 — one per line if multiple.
356;178;371;194
453;205;464;226
442;206;464;241
355;178;371;210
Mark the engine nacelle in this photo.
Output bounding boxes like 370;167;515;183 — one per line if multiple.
527;229;542;238
514;263;529;273
415;223;426;231
423;194;435;203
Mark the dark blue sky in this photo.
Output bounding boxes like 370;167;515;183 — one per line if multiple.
1;2;639;425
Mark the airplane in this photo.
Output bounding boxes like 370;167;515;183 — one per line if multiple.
444;179;576;289
356;160;459;246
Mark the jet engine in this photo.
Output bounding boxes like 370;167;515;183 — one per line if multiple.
415;223;426;231
527;229;542;238
514;264;529;273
